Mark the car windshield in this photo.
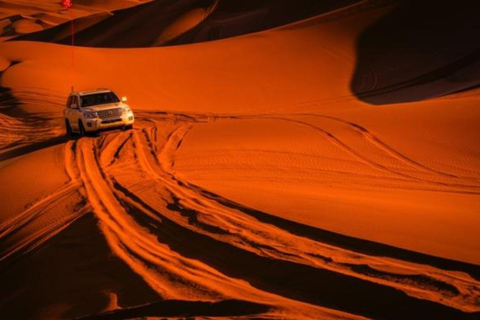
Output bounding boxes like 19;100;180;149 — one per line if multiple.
81;92;119;107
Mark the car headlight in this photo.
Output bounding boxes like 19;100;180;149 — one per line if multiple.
83;110;98;118
122;106;132;114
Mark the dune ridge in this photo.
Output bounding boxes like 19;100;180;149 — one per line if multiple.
0;0;479;319
0;0;148;39
350;0;480;104
12;0;361;47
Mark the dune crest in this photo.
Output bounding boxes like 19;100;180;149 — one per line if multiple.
11;0;361;47
0;0;479;319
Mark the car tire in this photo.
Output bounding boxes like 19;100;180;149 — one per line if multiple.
65;120;74;138
78;120;86;136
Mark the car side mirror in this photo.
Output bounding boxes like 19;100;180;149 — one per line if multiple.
121;96;127;103
71;103;78;109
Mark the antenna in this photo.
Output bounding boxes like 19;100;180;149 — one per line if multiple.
62;0;75;92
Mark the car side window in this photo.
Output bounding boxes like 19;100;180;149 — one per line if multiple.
66;96;72;108
71;96;79;109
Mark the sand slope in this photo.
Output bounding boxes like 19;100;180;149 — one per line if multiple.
0;0;479;319
12;0;359;47
0;0;147;39
351;1;480;104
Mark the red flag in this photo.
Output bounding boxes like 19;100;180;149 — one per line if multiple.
62;0;72;8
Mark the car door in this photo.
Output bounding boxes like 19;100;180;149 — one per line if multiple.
69;95;81;130
64;95;72;122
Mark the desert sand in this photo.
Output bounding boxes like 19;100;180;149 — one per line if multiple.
0;0;479;319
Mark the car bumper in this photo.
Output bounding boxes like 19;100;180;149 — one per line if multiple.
83;113;134;132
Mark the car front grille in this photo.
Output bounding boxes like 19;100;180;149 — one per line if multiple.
101;118;122;124
97;108;122;119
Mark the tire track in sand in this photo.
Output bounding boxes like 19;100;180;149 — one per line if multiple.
91;118;480;318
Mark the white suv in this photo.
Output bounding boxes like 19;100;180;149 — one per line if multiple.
64;89;134;136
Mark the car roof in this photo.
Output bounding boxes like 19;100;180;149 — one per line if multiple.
71;89;113;96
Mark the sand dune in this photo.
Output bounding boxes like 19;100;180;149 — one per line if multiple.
164;0;360;46
13;0;359;47
13;0;221;47
0;0;146;40
0;0;479;319
173;111;480;265
351;1;480;104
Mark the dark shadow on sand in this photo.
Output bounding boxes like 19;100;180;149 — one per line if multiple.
80;299;270;320
350;0;480;104
193;183;480;281
12;0;359;48
112;181;480;320
0;135;69;162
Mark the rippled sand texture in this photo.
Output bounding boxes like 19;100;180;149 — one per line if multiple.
0;0;479;319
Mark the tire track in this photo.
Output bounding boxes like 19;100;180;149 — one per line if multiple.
0;142;87;267
109;120;480;314
69;135;325;319
6;111;474;319
262;116;480;191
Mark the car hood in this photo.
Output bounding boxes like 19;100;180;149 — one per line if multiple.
82;103;126;112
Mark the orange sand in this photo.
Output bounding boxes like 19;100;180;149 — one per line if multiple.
0;1;479;319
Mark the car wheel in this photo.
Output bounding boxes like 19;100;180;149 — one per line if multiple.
78;121;86;136
65;120;75;138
